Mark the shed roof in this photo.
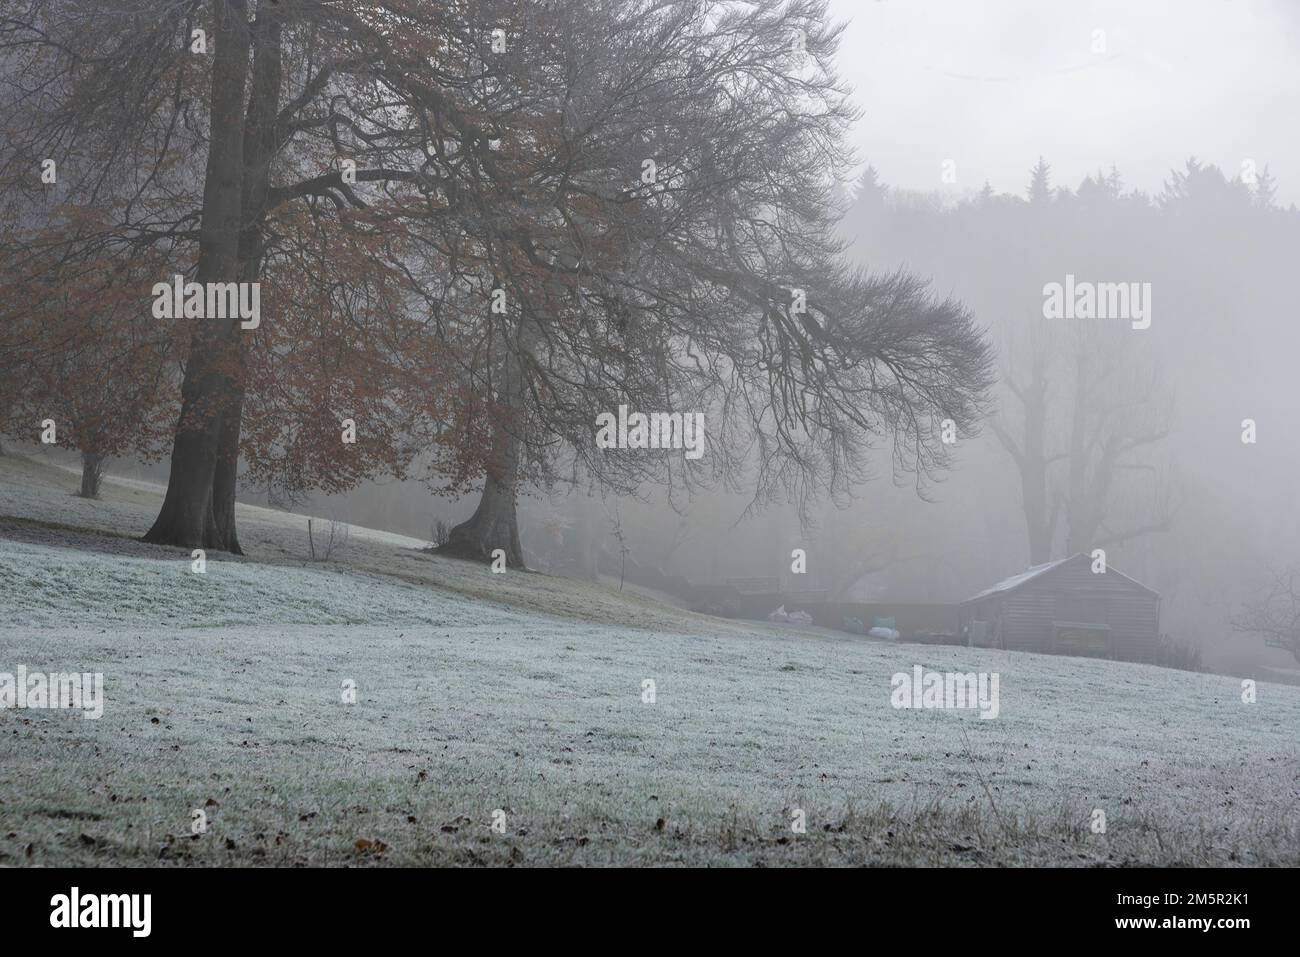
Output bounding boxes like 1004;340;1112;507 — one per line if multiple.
959;553;1159;605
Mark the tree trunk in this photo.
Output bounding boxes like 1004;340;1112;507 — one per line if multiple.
993;352;1055;566
1020;368;1054;565
1063;351;1092;555
570;486;597;580
443;450;525;567
78;451;106;499
207;389;244;553
143;0;250;549
442;331;529;568
206;6;280;557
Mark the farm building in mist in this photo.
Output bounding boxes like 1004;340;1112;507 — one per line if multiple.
958;554;1162;661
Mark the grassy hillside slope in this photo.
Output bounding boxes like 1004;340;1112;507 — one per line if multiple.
1;454;1296;866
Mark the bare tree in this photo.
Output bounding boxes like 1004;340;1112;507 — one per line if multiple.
1234;567;1300;665
417;0;996;564
991;322;1175;564
1059;330;1177;554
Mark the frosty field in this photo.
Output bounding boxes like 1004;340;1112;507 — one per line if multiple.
1;454;1297;866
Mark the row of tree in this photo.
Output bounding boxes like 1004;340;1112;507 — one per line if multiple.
1;0;992;562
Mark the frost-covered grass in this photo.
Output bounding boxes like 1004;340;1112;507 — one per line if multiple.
0;453;735;634
1;454;1298;866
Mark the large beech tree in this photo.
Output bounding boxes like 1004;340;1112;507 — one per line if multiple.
399;0;994;564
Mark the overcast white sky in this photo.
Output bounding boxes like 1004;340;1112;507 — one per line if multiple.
826;0;1300;205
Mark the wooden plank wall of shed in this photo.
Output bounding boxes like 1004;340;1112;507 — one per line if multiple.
1001;560;1159;660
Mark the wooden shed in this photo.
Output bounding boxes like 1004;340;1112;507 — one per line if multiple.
958;553;1160;662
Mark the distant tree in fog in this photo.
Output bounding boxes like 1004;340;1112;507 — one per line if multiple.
991;320;1177;565
1234;568;1300;666
1026;155;1052;206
